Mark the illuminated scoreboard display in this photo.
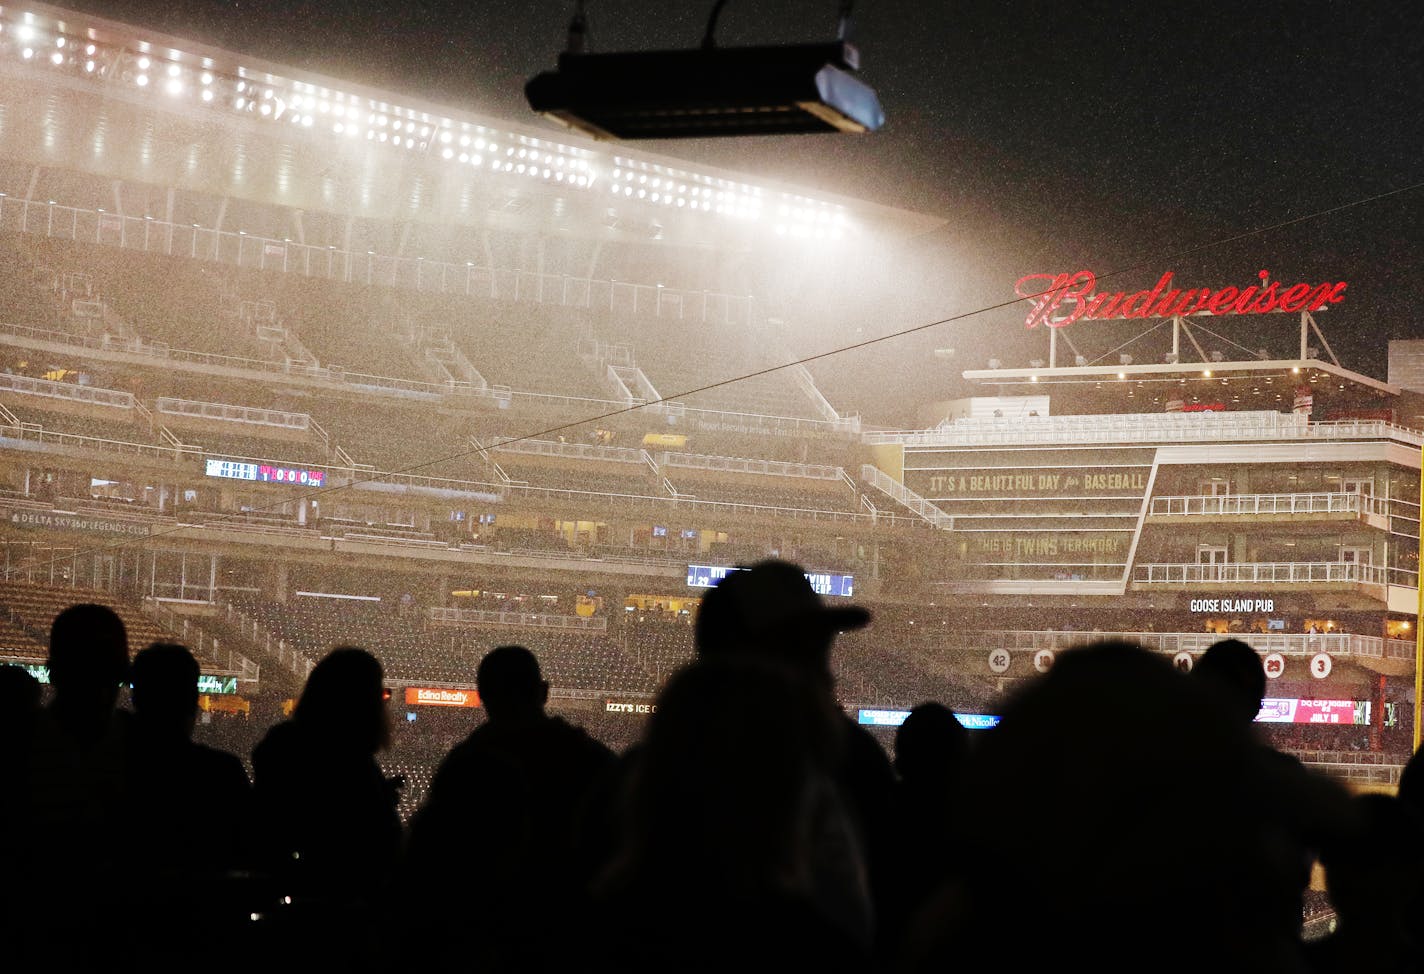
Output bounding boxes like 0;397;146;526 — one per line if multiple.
205;458;326;486
686;564;855;597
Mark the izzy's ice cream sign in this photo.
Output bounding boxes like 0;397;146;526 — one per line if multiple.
1014;269;1348;329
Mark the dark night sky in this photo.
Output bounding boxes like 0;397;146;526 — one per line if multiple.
68;0;1424;392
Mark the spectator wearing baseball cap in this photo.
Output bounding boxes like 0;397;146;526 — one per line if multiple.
693;560;894;957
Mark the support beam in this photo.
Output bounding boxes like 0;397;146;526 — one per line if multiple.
1178;320;1210;364
1306;311;1342;367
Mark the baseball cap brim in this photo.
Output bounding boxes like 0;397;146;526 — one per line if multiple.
818;605;872;631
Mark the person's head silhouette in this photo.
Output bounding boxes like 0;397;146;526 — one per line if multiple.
1193;638;1267;725
476;645;548;724
47;603;128;737
130;642;200;739
296;646;390;753
694;560;869;685
954;641;1280;966
894;702;968;787
1;662;41;710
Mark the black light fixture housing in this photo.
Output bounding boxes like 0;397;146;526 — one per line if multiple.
525;38;884;140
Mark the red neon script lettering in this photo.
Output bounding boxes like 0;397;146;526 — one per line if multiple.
1015;268;1348;329
1015;270;1096;329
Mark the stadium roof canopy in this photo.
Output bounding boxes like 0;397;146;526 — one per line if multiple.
0;3;943;247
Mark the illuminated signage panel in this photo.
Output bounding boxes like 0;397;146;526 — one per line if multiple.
857;709;1001;729
1014;269;1348;330
403;687;481;708
686;565;854;597
206;459;326;486
1254;699;1371;725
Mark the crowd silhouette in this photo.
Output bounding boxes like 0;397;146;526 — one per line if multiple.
0;561;1418;971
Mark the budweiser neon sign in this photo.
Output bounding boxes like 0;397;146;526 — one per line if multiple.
1014;269;1347;329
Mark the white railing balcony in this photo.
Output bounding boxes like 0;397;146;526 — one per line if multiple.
863;411;1424;449
155;397;311;432
661;451;844;480
428;606;608;630
490;437;646;464
860;464;954;529
0;372;134;408
1149;492;1376;517
1132;561;1404;587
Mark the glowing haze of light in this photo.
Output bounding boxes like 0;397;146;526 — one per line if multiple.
0;7;856;245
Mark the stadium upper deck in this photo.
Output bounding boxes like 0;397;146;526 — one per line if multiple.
0;4;938;250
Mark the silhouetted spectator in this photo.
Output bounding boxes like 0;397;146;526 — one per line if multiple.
594;656;865;973
1193;637;1267;725
884;703;969;958
0;664;41;890
1395;744;1424;821
405;645;615;972
694;559;888;952
251;647;401;907
0;663;40;778
122;642;254;962
1193;638;1356;945
126;643;251;878
1308;793;1424;971
918;641;1316;970
8;604;131;966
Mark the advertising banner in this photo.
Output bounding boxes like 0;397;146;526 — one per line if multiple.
9;510;151;537
404;687;481;708
1255;698;1371;725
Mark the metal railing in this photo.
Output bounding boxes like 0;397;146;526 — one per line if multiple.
4;196;758;327
502;479;890;525
1304;762;1404;786
1148;492;1385;517
1133;562;1413;587
223;602;315;680
863;411;1424;448
0;372;134;408
489;437;647;464
859;464;954;529
155;397;312;432
916;629;1416;662
0;420;200;462
660;451;845;480
428;606;608;631
144;599;260;681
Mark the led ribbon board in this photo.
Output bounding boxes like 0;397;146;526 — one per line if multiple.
686;564;854;596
